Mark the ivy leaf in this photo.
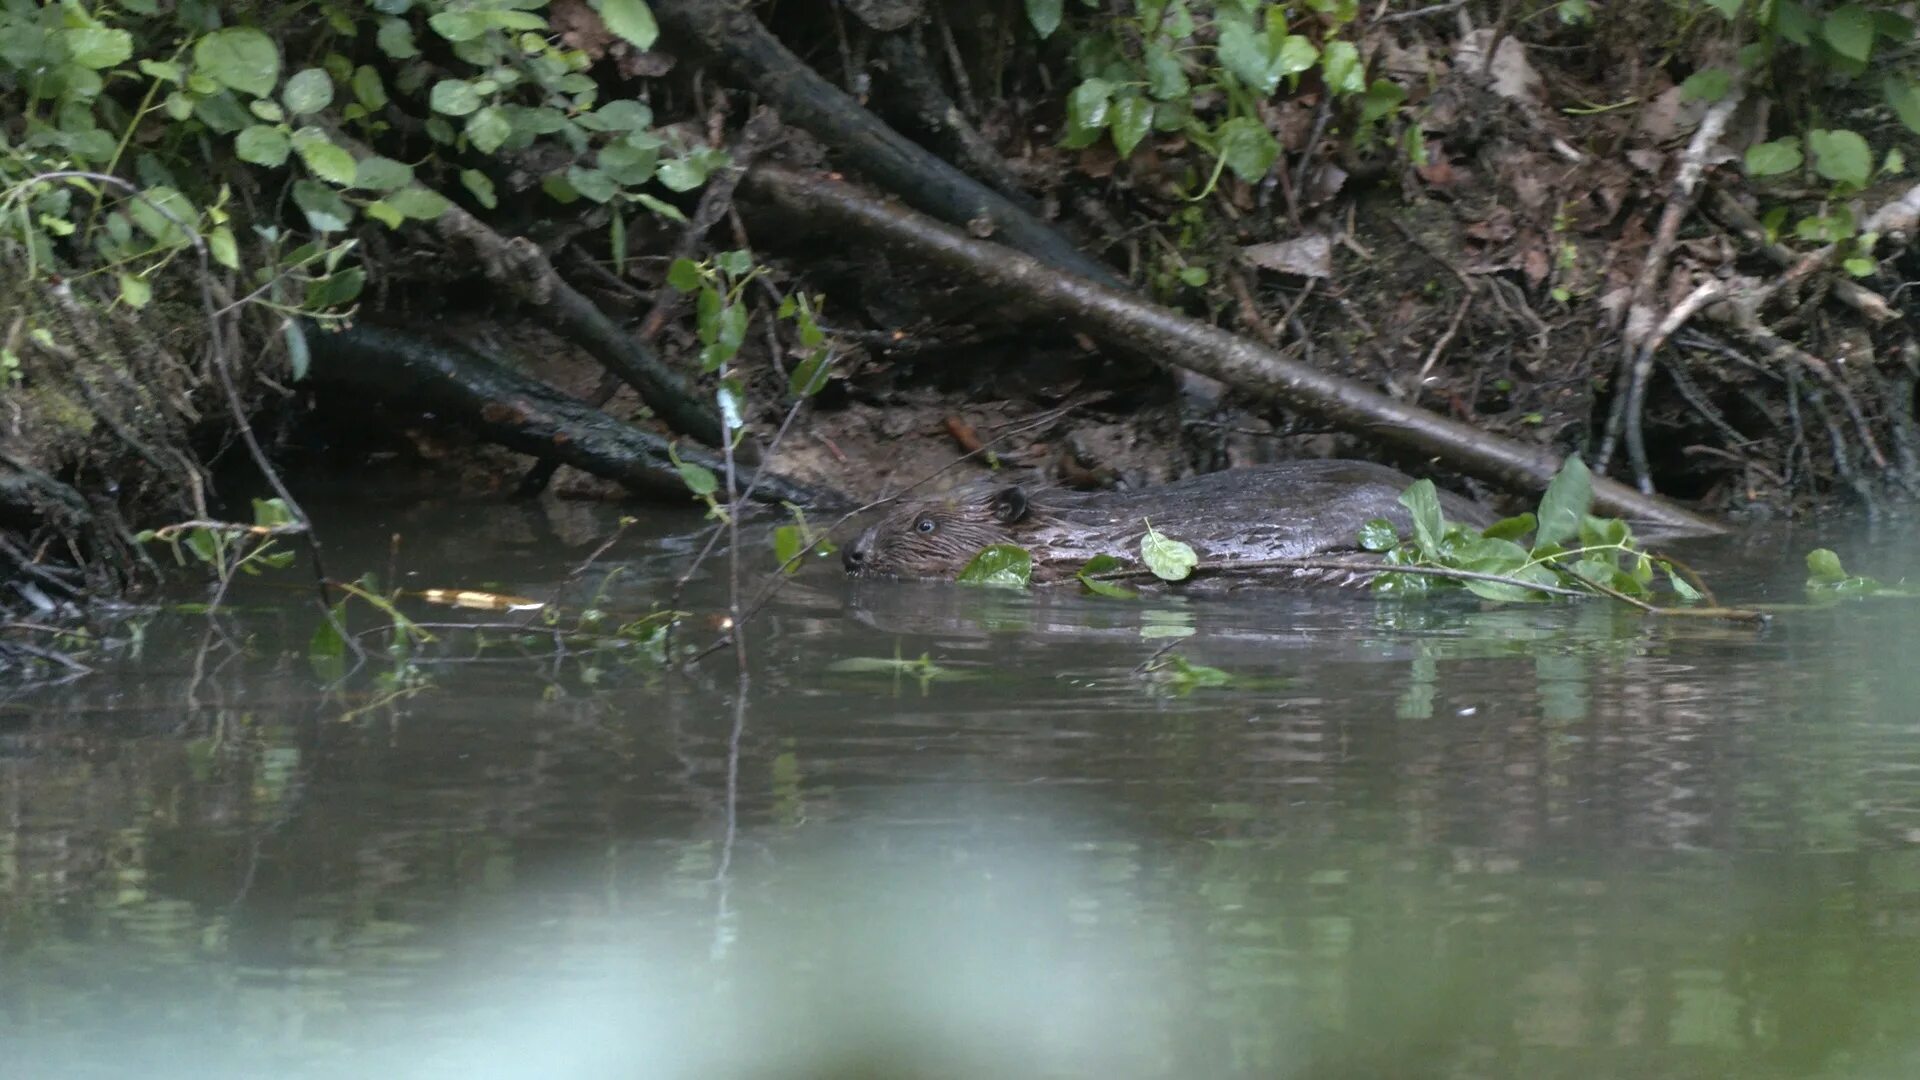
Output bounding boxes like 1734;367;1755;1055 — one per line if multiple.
1077;554;1136;599
1533;456;1591;551
235;124;290;167
1110;94;1152;157
282;68;333;116
594;0;659;51
1396;480;1446;557
1744;138;1802;177
1808;128;1871;188
194;27;281;99
789;348;832;398
1025;0;1063;38
1822;4;1875;62
1140;524;1197;581
958;545;1033;588
667;258;703;292
1145;44;1189;101
1215;116;1279;182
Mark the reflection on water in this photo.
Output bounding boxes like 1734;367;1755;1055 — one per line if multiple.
4;499;1920;1078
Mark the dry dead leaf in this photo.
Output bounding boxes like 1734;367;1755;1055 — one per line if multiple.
1453;30;1544;108
1241;234;1333;279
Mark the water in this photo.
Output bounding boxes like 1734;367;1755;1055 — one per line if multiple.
4;495;1920;1079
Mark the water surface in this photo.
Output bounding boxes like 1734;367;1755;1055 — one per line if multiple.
4;495;1920;1078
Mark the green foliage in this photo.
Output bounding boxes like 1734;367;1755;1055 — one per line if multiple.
1140;521;1198;582
1141;653;1234;695
958;545;1035;587
0;0;692;385
773;506;836;575
1077;554;1137;598
1369;458;1696;607
1052;1;1388;187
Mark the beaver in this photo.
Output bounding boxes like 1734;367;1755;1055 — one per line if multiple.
842;459;1495;583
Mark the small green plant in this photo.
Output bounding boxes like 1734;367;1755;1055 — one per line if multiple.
137;498;302;582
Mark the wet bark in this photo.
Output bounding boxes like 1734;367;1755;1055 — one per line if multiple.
303;322;836;508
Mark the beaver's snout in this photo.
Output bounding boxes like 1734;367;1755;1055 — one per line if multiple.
842;530;874;574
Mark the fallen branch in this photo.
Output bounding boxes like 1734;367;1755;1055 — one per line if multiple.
304;321;835;507
742;163;1726;533
652;0;1119;285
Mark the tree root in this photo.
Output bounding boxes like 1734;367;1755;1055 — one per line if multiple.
303;322;835;508
743;162;1725;533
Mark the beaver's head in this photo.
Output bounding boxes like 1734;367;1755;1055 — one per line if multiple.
843;485;1032;578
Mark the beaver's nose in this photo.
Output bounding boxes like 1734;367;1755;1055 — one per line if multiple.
843;539;868;573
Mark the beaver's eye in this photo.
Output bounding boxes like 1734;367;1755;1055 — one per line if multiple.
916;518;936;534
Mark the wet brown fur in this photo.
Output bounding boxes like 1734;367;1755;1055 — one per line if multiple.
844;460;1494;583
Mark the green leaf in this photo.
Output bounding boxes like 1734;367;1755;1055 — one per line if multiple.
127;186;193;247
365;200;405;229
1680;68;1730;103
1533;455;1591;551
715;249;755;276
1145;44;1189;101
291;128;356;186
460;169;498;209
309;599;349;678
1844;256;1877;277
1360;79;1406;126
386;186;452;219
1702;0;1741;17
1557;0;1592;23
306;266;364;308
283;320;311;381
1481;513;1537;542
235;124;290;167
1823;4;1875;62
632;192;686;223
1215;116;1280;183
1276;35;1319;79
789;348;833;398
64;27;134;70
282;68;334;116
1141;524;1198;581
208;225;240;270
194;27;281;99
1320;41;1364;95
595;0;659;51
676;461;719;497
376;18;419;59
958;545;1033;588
568;166;617;203
291;179;353;232
1217;12;1280;95
427;11;488;41
1744;138;1802;177
466;106;511;153
592;100;654;131
1885;79;1920;137
657;156;709;192
1396;480;1446;557
1076;554;1136;599
352;155;414;192
667;258;703;292
1357;517;1400;552
1110;94;1152;157
1805;547;1848;585
352;65;388;110
1177;265;1208;287
1026;0;1064;37
430;79;482;116
1808;128;1871;188
117;272;152;309
1065;78;1116;145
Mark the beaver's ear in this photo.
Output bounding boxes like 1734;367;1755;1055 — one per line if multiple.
990;486;1029;524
